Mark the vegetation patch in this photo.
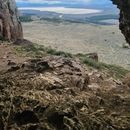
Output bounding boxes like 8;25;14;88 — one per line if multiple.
15;44;72;58
15;44;128;79
20;15;33;22
80;56;128;79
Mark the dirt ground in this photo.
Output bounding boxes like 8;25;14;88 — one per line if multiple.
0;43;29;71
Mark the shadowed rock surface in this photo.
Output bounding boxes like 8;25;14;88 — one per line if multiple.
0;56;130;130
112;0;130;44
0;0;23;41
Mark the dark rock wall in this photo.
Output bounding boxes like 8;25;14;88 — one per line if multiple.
112;0;130;44
0;0;23;41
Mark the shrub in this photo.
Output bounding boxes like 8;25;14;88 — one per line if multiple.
20;16;33;22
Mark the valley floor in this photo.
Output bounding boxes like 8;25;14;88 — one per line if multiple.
23;20;130;69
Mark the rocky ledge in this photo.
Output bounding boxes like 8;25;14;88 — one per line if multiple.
0;0;23;41
0;56;130;130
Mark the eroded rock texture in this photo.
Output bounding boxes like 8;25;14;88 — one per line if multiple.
0;56;130;130
0;0;23;41
112;0;130;44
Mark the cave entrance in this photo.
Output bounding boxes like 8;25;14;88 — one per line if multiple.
18;0;130;69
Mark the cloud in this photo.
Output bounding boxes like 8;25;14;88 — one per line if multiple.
16;0;92;3
16;0;112;7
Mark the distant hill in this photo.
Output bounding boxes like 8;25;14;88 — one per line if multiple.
20;9;119;25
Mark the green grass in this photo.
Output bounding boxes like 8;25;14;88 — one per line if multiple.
81;56;128;79
15;44;46;57
15;44;72;58
15;44;128;79
46;48;72;57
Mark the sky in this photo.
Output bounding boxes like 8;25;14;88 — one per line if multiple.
16;0;111;4
16;0;114;9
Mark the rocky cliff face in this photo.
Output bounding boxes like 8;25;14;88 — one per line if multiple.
112;0;130;44
0;0;23;41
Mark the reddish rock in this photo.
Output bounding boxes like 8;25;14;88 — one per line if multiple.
0;0;23;41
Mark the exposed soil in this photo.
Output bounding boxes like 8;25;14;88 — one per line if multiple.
0;43;130;130
0;43;29;72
